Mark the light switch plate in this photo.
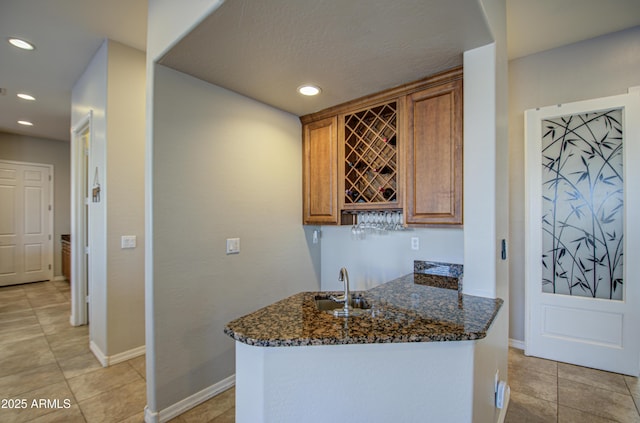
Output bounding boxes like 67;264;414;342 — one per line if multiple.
121;235;137;249
226;238;240;254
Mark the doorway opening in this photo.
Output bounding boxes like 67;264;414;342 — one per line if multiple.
70;112;92;326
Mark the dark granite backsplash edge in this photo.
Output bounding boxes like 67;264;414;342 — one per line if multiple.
413;260;463;292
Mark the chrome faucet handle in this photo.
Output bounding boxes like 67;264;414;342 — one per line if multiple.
329;294;346;303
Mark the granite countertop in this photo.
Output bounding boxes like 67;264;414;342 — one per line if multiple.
224;265;503;347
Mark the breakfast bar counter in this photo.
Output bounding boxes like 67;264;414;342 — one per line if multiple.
225;262;505;423
224;272;503;347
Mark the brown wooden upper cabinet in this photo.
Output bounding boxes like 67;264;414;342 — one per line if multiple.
301;66;462;226
405;78;463;225
302;116;338;224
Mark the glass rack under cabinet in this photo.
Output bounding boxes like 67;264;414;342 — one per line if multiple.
343;101;398;207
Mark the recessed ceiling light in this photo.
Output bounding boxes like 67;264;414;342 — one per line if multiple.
17;93;36;101
297;84;321;96
8;37;35;51
18;120;34;126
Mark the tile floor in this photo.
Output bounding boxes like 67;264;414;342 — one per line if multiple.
506;347;640;422
3;280;639;422
0;280;234;423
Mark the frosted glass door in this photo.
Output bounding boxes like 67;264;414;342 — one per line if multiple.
525;91;640;376
541;109;623;300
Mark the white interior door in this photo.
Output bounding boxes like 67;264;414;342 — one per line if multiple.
0;160;53;286
525;90;640;376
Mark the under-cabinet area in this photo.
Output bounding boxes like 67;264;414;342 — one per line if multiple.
301;66;462;226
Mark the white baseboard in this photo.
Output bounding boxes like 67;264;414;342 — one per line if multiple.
145;374;235;423
89;341;108;367
90;341;145;367
509;338;525;350
110;345;146;365
52;276;67;282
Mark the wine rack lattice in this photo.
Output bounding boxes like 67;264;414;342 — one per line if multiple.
344;101;397;205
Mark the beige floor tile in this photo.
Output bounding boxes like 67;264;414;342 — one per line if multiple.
509;365;558;403
51;280;70;290
45;325;89;346
58;351;103;379
209;406;234;423
127;355;146;380
28;405;86;423
0;363;66;397
509;347;558;377
0;298;32;314
0;284;26;293
35;307;76;335
0;288;27;302
0;309;36;324
558;362;629;395
68;362;144;402
558;378;640;423
0;313;39;331
26;292;69;308
40;320;75;336
505;391;557;423
0;318;44;344
78;379;146;423
177;388;235;423
0;336;57;378
0;381;75;423
558;406;617;422
626;376;640;397
48;335;90;361
34;304;71;325
117;411;146;422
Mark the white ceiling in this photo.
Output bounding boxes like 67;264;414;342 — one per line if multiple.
159;0;493;117
1;0;639;142
0;0;147;141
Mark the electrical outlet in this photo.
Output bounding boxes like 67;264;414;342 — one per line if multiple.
226;238;240;254
411;237;419;250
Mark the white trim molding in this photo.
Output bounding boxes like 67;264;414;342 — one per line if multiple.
144;375;235;423
509;338;525;350
90;341;145;367
70;111;92;327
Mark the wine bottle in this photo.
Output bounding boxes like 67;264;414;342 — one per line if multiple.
383;188;396;201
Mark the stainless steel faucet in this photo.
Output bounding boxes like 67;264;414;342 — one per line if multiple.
331;267;351;317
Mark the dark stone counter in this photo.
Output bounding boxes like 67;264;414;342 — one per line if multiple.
224;267;502;347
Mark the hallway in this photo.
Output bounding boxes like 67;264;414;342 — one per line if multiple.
0;280;146;422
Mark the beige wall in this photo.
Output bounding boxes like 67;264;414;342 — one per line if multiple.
71;39;146;358
0;132;70;278
151;64;321;410
508;26;640;342
106;41;147;356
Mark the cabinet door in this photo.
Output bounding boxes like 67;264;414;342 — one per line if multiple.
303;116;338;224
405;79;462;225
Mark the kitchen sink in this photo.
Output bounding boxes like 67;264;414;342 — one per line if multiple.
314;294;371;316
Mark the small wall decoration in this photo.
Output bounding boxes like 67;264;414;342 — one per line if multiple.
92;167;101;203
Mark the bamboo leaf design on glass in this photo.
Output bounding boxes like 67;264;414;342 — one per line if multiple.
541;109;624;300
